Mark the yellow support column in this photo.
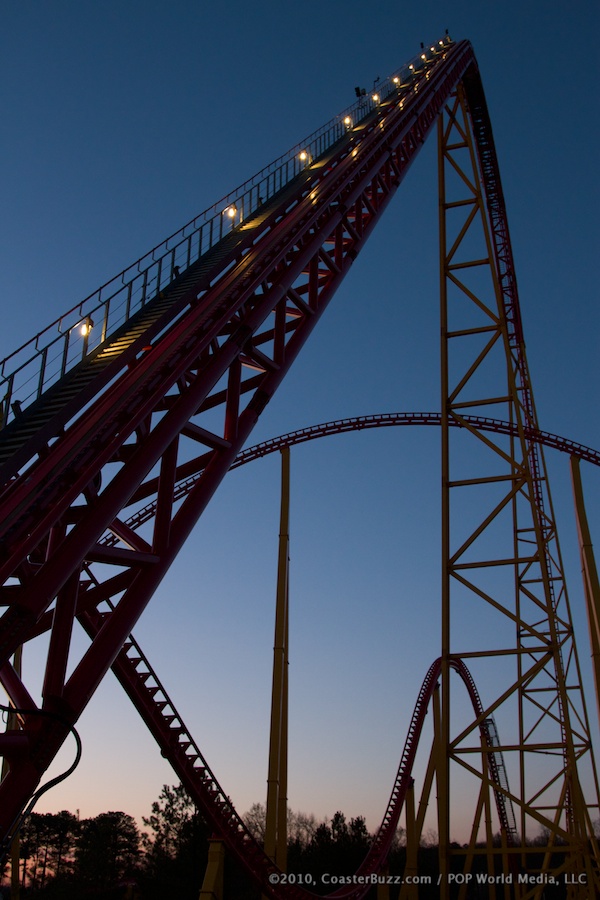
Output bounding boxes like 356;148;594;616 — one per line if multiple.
264;448;290;869
432;682;449;898
198;838;225;900
376;869;390;900
276;564;289;874
398;779;418;900
570;455;600;723
437;109;451;900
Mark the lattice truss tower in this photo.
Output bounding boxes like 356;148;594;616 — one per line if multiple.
436;85;599;892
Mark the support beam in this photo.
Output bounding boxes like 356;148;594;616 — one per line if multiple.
570;455;600;723
0;646;22;900
198;837;225;900
399;780;418;900
264;448;290;869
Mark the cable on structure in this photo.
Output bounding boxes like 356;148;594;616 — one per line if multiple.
0;703;82;866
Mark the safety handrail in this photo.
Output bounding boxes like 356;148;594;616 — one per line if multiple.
0;37;452;430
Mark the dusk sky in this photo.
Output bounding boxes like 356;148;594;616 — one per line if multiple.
1;1;599;846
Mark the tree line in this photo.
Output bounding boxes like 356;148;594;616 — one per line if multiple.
0;785;397;900
1;785;579;899
0;784;205;900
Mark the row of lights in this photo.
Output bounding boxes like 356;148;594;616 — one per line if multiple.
75;44;450;345
390;40;446;90
222;142;313;222
222;40;449;226
71;40;450;349
223;145;315;223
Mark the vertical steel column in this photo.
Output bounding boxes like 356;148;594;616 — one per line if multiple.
1;646;22;900
437;111;451;900
264;448;290;869
401;780;418;900
433;676;448;898
198;837;225;900
570;455;600;722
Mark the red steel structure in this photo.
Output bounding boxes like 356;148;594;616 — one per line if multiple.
0;36;599;897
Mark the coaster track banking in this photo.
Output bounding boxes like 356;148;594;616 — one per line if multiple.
0;36;597;895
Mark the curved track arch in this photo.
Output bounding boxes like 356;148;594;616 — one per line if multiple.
115;412;600;539
285;656;515;899
99;629;518;900
230;413;600;468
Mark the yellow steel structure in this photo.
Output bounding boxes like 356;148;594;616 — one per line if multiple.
179;89;600;899
264;448;291;871
437;86;600;895
198;837;225;900
570;455;600;722
201;449;290;899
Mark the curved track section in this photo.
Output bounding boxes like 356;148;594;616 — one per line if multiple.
90;624;512;899
231;413;600;467
116;412;600;539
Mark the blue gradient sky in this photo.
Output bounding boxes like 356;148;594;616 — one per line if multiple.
1;1;599;843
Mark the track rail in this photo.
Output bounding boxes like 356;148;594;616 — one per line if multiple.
114;413;600;539
231;414;600;466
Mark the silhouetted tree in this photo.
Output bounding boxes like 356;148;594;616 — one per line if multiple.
46;810;79;882
143;783;196;864
244;804;319;848
243;802;266;843
291;811;373;893
141;783;211;899
16;811;79;892
3;799;421;899
288;809;318;847
74;811;139;892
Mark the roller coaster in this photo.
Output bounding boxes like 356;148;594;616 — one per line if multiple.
1;34;599;898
